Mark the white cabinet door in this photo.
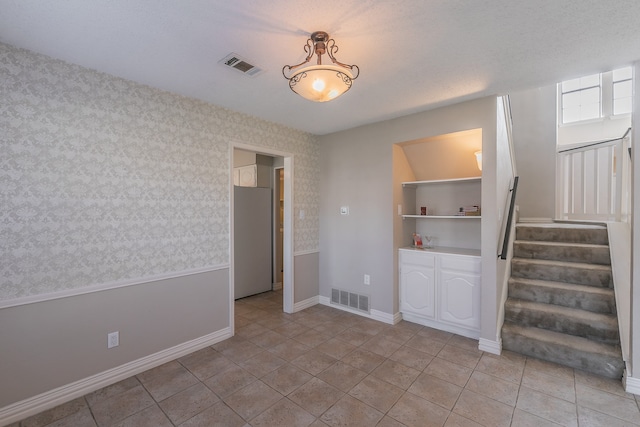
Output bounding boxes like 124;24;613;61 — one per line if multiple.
234;165;257;187
438;255;481;329
400;252;436;319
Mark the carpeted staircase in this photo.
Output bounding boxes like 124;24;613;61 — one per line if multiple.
501;223;624;379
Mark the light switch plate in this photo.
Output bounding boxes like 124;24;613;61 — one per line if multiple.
340;206;349;215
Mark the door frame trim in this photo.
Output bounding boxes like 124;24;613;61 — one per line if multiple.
273;166;284;289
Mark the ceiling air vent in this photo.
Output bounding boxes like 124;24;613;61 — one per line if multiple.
219;53;264;77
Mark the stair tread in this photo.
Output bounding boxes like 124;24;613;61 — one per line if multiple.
515;223;609;245
514;240;609;249
511;257;612;271
505;298;617;323
508;277;615;296
516;223;606;229
502;323;622;358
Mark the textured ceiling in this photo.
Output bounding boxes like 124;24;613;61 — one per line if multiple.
2;0;640;135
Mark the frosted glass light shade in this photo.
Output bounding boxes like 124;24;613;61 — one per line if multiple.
288;65;354;102
475;151;482;171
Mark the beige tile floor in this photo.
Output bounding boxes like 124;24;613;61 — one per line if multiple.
14;290;640;427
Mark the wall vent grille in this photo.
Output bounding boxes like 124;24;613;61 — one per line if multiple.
330;288;370;313
219;53;264;77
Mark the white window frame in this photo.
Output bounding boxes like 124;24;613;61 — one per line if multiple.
558;68;632;126
612;68;633;116
559;74;601;125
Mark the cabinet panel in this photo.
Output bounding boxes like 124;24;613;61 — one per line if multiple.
439;270;481;329
440;254;480;273
401;250;436;267
400;259;435;319
234;165;257;187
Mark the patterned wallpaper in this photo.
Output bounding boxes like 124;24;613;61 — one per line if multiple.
0;43;319;301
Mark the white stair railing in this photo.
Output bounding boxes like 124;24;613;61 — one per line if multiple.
557;128;631;222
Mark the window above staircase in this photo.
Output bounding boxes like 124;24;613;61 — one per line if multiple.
559;67;632;125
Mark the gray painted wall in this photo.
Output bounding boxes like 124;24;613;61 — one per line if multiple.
510;85;557;220
318;97;499;334
0;269;229;407
294;252;320;303
319;122;394;315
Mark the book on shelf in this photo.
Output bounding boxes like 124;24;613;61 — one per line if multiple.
455;205;481;216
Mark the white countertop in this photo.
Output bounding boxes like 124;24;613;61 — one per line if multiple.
399;246;481;257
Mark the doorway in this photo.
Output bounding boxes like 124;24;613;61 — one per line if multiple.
230;144;294;330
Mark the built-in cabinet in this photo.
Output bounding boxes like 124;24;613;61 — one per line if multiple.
399;176;482;338
234;164;257;187
396;131;483;339
233;152;273;188
399;247;481;338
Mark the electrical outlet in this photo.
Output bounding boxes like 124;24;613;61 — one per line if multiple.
107;331;119;349
340;206;349;215
364;274;370;285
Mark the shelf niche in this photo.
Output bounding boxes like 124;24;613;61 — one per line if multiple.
395;129;482;251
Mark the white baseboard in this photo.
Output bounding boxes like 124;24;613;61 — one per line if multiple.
319;296;396;325
0;328;232;426
370;309;397;325
478;337;502;355
623;371;640;395
393;311;403;325
293;296;319;312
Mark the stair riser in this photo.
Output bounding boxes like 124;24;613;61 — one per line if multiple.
513;242;611;265
516;227;608;245
508;281;616;314
502;328;623;379
511;261;612;287
504;306;619;344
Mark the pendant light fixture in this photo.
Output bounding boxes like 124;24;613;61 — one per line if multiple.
282;31;359;102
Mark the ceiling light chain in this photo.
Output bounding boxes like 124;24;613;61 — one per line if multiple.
282;31;359;102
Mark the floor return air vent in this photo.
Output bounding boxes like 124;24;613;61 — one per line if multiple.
331;288;370;314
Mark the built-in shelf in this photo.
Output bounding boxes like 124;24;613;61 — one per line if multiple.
402;215;481;220
401;175;481;250
402;176;481;188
